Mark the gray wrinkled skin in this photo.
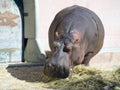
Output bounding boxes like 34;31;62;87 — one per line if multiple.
44;5;104;78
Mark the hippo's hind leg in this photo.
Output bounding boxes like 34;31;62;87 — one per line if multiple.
81;52;94;66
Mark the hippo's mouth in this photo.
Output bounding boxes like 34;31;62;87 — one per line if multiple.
44;63;70;78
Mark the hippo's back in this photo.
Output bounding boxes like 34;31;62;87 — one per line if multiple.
49;5;104;55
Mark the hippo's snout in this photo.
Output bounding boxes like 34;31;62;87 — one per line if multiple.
44;44;71;78
44;62;70;78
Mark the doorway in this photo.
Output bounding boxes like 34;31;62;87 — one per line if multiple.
0;0;23;62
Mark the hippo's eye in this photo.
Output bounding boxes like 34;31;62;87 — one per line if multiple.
63;45;72;53
76;39;79;42
74;39;79;44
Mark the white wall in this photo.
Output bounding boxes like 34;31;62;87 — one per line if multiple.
87;0;120;52
38;0;120;52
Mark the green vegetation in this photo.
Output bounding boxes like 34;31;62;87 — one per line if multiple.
42;65;120;90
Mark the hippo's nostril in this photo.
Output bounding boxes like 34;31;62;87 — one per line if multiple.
63;45;72;53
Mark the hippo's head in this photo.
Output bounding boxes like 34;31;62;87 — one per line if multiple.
44;45;71;78
44;30;84;78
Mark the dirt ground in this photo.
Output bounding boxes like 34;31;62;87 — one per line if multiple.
0;52;120;90
0;63;120;90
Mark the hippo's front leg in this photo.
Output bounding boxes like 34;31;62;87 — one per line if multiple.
81;52;94;66
70;48;85;66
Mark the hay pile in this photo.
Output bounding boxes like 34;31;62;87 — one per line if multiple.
44;65;120;90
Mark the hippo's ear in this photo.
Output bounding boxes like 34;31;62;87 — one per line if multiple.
45;51;52;58
55;32;61;39
55;32;59;38
55;27;64;39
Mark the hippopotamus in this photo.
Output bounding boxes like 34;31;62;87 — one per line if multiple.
44;5;104;78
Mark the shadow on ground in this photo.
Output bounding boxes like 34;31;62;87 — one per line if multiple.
6;64;52;82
